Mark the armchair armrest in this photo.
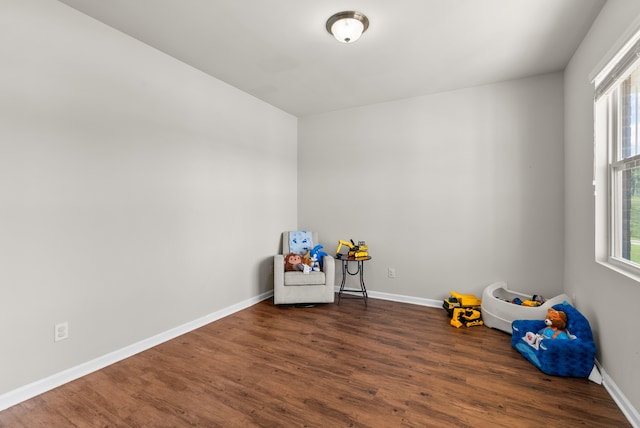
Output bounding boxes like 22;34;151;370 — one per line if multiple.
537;336;595;353
322;254;335;287
535;335;595;377
274;254;284;288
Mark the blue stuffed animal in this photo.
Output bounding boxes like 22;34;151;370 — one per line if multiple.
309;245;328;270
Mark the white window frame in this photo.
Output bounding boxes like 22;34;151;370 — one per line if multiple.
594;28;640;283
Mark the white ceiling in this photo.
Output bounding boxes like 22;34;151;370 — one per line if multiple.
57;0;606;117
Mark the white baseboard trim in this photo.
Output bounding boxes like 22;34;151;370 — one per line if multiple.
367;290;443;308
598;360;640;428
0;290;274;412
333;286;443;308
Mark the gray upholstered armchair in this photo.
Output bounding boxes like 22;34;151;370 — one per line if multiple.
273;231;335;305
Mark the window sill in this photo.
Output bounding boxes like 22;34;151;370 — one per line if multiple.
597;257;640;284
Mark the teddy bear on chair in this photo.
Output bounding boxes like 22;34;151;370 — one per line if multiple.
523;308;571;350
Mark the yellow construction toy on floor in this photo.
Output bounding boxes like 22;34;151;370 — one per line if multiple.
443;291;484;328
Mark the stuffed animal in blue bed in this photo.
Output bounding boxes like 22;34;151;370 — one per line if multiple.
522;308;571;350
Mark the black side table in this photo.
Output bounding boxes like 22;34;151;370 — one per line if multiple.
337;256;371;306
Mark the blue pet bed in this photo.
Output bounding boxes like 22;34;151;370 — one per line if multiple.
511;302;596;377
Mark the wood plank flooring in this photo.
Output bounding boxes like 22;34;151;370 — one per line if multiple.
0;296;630;427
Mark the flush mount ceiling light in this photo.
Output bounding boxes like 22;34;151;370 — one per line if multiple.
326;11;369;44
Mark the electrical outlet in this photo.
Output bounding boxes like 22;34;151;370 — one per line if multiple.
388;267;396;278
55;322;69;342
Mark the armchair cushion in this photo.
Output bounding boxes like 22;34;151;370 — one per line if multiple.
284;271;326;286
511;303;596;377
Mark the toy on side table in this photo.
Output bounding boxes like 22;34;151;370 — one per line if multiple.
522;308;571;350
335;239;369;259
443;292;484;328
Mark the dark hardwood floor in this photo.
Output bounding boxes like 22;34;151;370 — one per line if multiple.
0;296;630;427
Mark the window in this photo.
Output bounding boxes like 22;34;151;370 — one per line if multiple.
594;30;640;280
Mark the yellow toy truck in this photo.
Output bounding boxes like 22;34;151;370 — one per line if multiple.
335;239;369;259
443;292;484;328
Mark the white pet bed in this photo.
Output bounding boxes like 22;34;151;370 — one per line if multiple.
481;281;572;333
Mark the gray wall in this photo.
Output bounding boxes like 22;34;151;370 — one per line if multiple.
564;0;640;415
0;0;296;395
299;74;565;300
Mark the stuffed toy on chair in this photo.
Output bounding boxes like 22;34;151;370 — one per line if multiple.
284;253;309;273
302;251;320;272
309;245;327;271
304;245;327;272
522;308;570;350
